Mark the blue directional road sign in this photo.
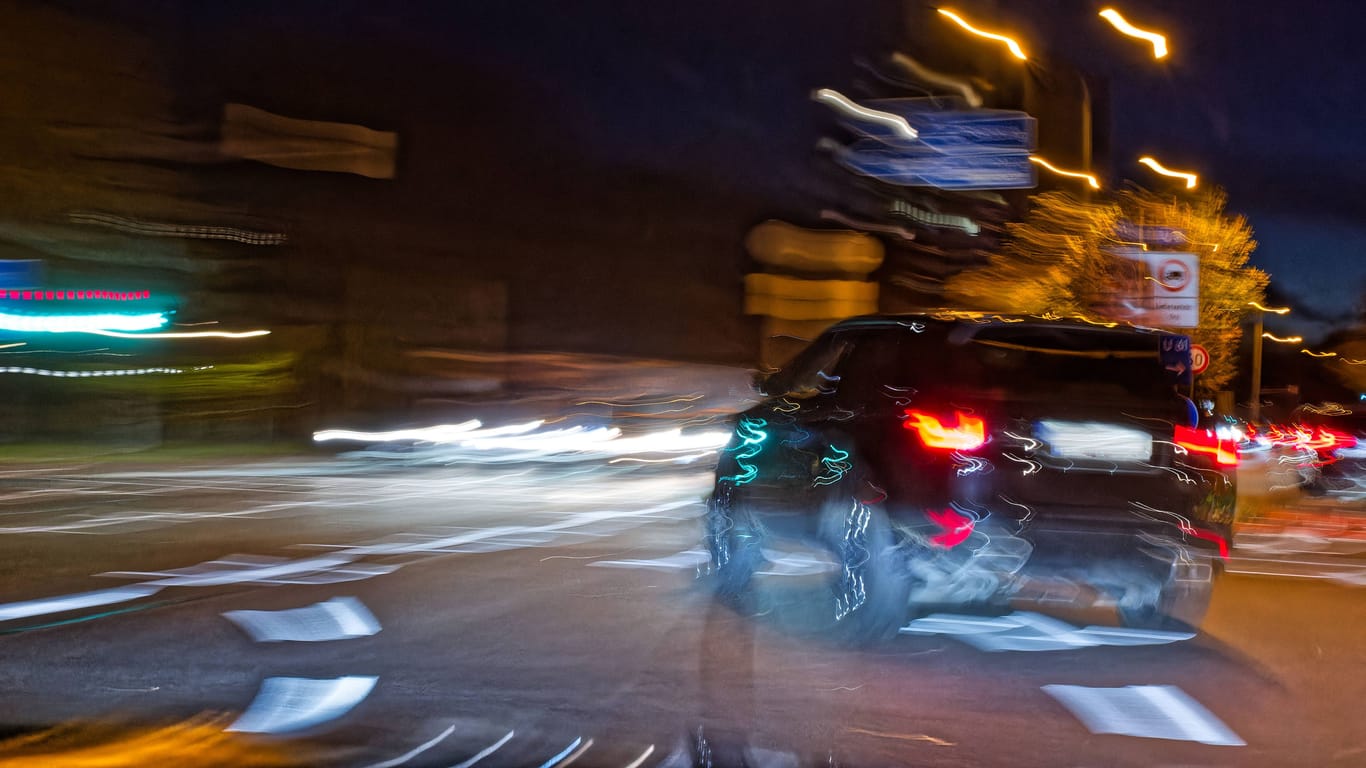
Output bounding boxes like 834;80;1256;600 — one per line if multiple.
838;96;1036;153
836;141;1037;190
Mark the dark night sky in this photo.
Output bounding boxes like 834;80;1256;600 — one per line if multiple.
412;0;1366;336
174;0;1366;347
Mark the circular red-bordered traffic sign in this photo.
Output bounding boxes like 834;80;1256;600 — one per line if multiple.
1154;258;1193;292
1191;344;1210;374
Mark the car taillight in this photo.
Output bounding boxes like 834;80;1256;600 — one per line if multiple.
1173;425;1239;467
1306;427;1357;453
903;409;986;451
926;507;975;548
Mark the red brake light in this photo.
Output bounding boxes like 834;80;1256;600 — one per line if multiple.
903;409;986;451
926;507;975;548
1173;425;1239;467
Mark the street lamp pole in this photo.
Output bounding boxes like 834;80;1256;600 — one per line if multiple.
1248;302;1293;422
1250;311;1264;422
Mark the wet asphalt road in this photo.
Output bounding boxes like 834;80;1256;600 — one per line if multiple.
0;458;1363;766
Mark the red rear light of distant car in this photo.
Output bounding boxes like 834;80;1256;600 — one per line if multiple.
903;409;986;451
1306;427;1357;453
1173;425;1239;467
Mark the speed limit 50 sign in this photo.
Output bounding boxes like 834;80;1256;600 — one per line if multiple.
1190;344;1210;375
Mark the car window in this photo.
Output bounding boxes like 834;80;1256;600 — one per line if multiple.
767;333;854;398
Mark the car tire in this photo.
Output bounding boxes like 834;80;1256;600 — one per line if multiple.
1117;568;1214;632
704;480;763;603
815;477;913;645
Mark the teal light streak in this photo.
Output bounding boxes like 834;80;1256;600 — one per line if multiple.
723;416;768;485
814;443;852;486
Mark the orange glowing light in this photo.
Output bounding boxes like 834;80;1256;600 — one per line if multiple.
904;409;986;451
1248;301;1291;314
1099;8;1169;59
1138;156;1198;189
1261;332;1303;343
937;9;1027;60
1029;156;1100;189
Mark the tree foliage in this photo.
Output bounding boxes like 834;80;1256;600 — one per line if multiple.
945;187;1268;393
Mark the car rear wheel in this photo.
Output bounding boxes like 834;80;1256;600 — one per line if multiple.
1117;565;1214;632
814;478;913;645
705;479;770;607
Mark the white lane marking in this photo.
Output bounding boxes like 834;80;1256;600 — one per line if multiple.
1043;684;1245;746
360;722;457;768
589;549;711;571
621;744;656;768
223;597;381;642
0;585;161;622
228;675;378;734
450;730;516;768
900;611;1193;652
540;737;593;768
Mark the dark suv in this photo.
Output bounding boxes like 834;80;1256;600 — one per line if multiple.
705;314;1236;642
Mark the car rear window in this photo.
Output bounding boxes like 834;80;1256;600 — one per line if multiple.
865;323;1180;402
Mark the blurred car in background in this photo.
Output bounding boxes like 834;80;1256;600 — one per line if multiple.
1225;419;1320;495
705;314;1236;644
1292;404;1366;498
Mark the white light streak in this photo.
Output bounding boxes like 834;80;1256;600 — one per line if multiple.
0;365;196;378
450;731;516;768
361;723;458;768
88;328;271;339
812;88;918;140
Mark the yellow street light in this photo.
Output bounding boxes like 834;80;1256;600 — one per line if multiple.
1029;155;1100;189
1138;156;1197;189
1302;349;1338;358
1248;301;1291;314
1261;332;1303;344
1098;8;1169;59
937;8;1027;61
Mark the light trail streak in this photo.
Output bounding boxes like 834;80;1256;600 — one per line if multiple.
1138;156;1198;188
1029;156;1100;189
450;731;516;768
87;328;271;339
1098;8;1170;58
937;8;1027;60
360;723;458;768
812;88;919;140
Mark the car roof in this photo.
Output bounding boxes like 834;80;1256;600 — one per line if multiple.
826;312;1175;338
